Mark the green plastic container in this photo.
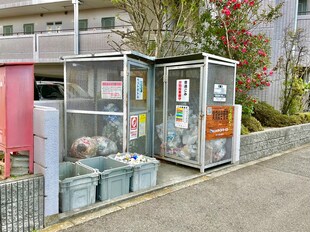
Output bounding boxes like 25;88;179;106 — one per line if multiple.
78;157;133;201
59;162;99;212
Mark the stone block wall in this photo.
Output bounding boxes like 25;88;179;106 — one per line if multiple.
33;105;59;217
34;100;64;162
240;123;310;163
0;175;44;232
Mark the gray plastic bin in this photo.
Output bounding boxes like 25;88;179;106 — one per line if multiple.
130;158;159;192
109;154;159;192
59;162;99;212
78;157;133;201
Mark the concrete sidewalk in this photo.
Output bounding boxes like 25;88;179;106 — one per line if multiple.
43;144;310;232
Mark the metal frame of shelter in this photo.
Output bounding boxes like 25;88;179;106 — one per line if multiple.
154;53;240;172
63;52;241;173
63;51;155;158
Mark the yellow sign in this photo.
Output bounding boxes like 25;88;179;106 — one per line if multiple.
139;114;146;137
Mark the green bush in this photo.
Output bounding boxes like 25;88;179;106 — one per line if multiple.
242;115;264;132
289;115;303;125
253;101;303;127
296;113;310;123
241;124;250;135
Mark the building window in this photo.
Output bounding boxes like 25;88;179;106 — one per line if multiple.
23;23;34;34
47;21;62;32
298;0;308;15
47;22;53;32
101;17;115;29
3;25;13;36
79;19;88;31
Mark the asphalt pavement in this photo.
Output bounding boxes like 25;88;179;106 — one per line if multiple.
43;144;310;232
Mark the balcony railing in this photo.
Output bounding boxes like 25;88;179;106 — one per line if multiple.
0;27;127;63
298;10;310;15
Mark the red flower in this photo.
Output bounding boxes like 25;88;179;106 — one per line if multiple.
225;9;231;16
234;3;241;10
258;50;266;56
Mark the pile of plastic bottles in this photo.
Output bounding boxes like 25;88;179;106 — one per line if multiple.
112;153;149;165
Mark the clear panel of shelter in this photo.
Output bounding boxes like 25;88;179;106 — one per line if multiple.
156;67;201;163
128;65;149;155
66;61;124;159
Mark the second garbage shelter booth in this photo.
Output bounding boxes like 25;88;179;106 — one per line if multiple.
63;52;240;173
154;53;240;172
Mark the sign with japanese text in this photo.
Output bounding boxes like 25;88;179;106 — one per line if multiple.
101;81;122;99
136;77;144;100
130;115;138;140
139;114;146;137
213;84;227;102
206;106;234;140
176;79;190;102
175;105;189;129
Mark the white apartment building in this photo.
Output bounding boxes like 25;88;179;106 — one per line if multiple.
0;0;128;78
251;0;310;110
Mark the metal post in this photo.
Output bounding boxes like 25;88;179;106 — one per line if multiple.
123;55;128;153
291;0;299;58
72;0;79;55
294;0;298;33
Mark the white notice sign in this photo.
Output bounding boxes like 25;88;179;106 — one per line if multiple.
175;105;189;129
136;77;143;100
130;115;138;140
176;79;190;102
213;84;227;102
101;81;122;99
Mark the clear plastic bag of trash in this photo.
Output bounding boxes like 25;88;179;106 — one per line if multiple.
69;136;97;158
93;136;118;156
70;136;118;158
206;138;227;163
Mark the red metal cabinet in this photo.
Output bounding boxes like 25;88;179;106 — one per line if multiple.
0;63;34;178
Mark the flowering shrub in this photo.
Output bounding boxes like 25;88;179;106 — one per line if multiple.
197;0;282;115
